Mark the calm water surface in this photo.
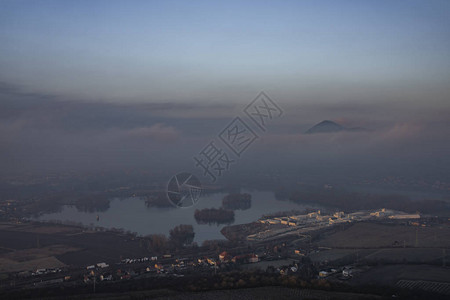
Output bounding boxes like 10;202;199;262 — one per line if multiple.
36;190;316;243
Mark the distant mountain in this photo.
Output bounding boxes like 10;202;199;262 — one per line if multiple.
305;120;344;134
305;120;367;134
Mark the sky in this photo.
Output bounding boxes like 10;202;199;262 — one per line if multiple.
1;0;449;103
0;1;449;179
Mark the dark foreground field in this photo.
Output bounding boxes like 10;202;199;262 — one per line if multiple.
352;264;450;286
0;222;149;272
317;222;450;249
11;286;388;300
151;287;386;300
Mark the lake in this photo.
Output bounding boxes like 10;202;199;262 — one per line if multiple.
36;190;316;243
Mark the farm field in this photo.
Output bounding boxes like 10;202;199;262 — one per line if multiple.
0;222;150;274
363;248;447;264
309;249;361;263
0;256;65;273
152;286;386;300
352;265;450;286
317;222;450;248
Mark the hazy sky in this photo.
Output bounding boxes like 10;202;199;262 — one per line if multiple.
1;0;449;103
0;1;449;177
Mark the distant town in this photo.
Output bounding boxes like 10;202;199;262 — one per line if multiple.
249;208;421;242
0;195;449;299
0;171;449;299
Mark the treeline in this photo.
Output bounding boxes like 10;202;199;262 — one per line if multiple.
194;208;235;225
144;224;195;252
285;186;450;215
74;195;110;213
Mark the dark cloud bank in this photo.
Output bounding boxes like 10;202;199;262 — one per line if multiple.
0;81;449;185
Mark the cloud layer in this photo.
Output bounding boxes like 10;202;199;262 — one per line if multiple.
0;81;449;180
